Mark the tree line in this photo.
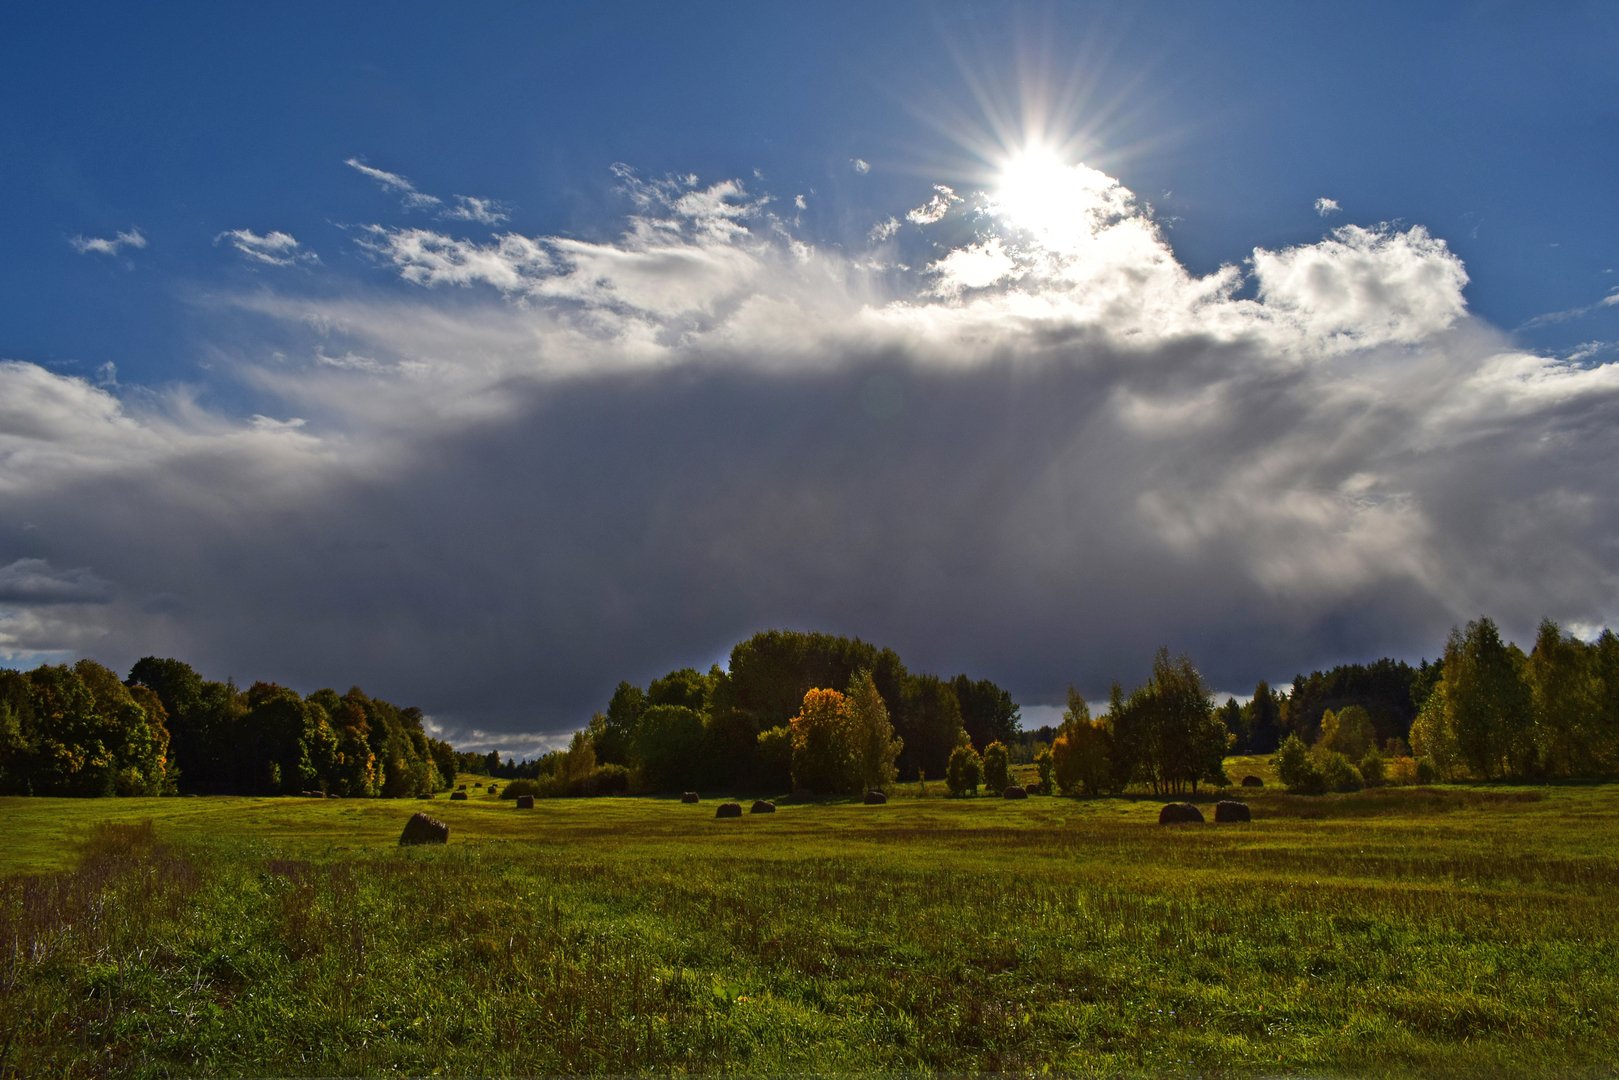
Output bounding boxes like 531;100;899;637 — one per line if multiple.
496;630;1021;796
0;657;456;797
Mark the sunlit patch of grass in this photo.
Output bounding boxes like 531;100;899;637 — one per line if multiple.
0;781;1617;1075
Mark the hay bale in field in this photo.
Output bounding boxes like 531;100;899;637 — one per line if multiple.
1002;785;1028;799
515;794;534;809
456;783;466;791
750;799;776;814
863;790;887;805
716;802;743;818
681;791;700;804
326;793;340;799
1158;802;1204;825
1241;775;1264;788
416;793;433;800
399;812;449;846
450;790;468;802
1214;800;1251;823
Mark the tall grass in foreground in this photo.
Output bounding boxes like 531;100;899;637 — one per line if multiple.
1;771;1617;1076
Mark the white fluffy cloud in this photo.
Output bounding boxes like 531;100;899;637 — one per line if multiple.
1315;196;1341;216
68;227;146;256
7;161;1619;747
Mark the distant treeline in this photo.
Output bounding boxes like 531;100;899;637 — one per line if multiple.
488;629;1021;795
0;657;456;797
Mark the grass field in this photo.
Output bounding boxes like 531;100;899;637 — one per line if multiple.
2;758;1617;1077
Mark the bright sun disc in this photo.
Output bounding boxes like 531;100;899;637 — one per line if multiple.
993;146;1079;238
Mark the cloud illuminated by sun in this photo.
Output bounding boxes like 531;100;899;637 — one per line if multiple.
988;143;1134;253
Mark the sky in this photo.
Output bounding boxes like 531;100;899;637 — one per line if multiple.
3;2;1618;753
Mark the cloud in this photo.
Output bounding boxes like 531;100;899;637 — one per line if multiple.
216;228;319;267
907;185;960;225
6;161;1619;754
346;157;512;226
68;227;146;256
1520;287;1619;329
1315;197;1341;216
444;195;510;226
851;158;871;174
345;156;444;211
0;559;113;605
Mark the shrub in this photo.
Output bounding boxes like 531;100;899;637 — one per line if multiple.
1032;744;1054;795
581;763;630;796
1317;751;1364;793
1386;755;1418;784
1415;756;1440;784
1275;735;1325;795
500;779;542;800
981;742;1010;794
1359;747;1385;787
945;744;982;797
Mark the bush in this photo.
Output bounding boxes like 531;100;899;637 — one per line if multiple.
500;779;542;800
946;744;982;797
587;763;630;795
1032;744;1054;795
1317;751;1364;793
981;742;1010;794
1359;748;1385;787
1415;756;1440;784
1385;756;1418;785
1275;735;1325;795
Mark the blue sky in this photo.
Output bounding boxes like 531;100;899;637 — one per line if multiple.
3;2;1618;751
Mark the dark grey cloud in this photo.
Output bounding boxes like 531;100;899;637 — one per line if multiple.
5;164;1619;752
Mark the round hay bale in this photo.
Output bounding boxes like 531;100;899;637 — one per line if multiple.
1241;775;1264;788
1002;785;1028;799
326;793;340;799
399;812;449;846
863;790;887;805
1158;802;1204;825
1214;800;1251;823
416;793;433;800
450;790;468;802
681;791;700;804
515;794;535;809
750;799;777;814
456;784;466;791
715;802;743;818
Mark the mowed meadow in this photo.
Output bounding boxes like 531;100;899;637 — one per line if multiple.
3;759;1618;1077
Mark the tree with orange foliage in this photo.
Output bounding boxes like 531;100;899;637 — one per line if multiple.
790;687;857;794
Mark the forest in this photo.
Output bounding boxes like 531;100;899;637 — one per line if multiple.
2;618;1616;799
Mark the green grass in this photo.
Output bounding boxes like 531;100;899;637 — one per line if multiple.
2;758;1617;1076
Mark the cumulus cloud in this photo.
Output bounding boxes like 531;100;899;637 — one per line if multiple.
68;227;146;256
6;161;1619;752
1315;196;1341;216
217;228;319;267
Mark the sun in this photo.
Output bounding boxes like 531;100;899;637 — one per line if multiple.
992;144;1081;239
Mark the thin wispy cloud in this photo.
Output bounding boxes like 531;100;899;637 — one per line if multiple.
68;227;147;256
216;228;318;267
1520;287;1619;329
346;157;510;225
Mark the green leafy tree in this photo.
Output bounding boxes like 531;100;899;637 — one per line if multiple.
754;725;794;792
980;741;1010;794
950;675;1020;750
1408;678;1461;780
632;703;708;793
1032;743;1054;795
1318;705;1376;761
900;674;966;782
1526;619;1603;776
945;741;982;797
1443;618;1532;778
1274;733;1325;795
593;682;646;766
848;670;902;793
